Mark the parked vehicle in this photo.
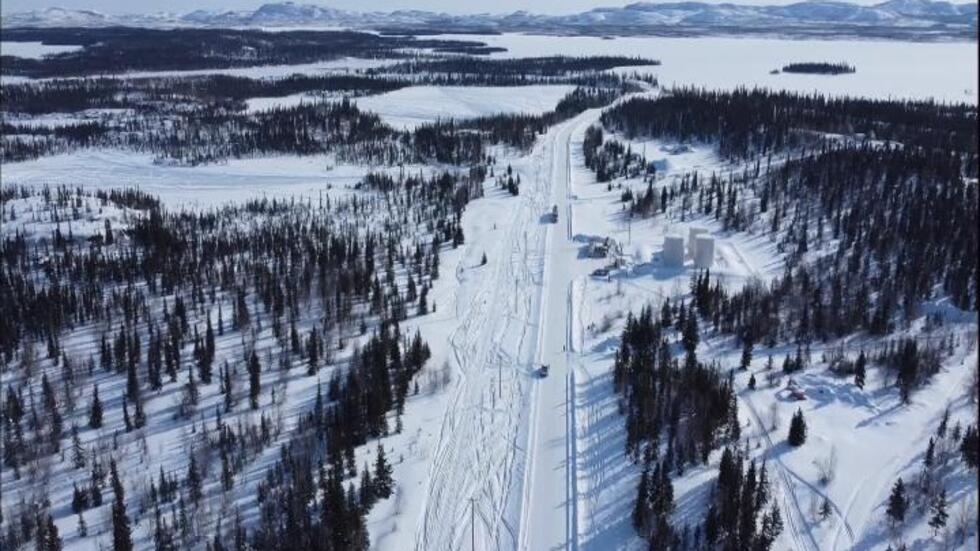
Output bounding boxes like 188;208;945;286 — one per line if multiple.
538;364;550;377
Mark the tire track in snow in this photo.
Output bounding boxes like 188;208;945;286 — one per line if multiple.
415;119;561;551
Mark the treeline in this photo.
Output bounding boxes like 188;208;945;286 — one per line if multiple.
601;88;977;159
378;55;658;78
0;66;639;116
1;74;409;115
781;62;856;74
3;86;624;165
0;27;494;78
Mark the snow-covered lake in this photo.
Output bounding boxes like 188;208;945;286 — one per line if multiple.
0;41;83;59
352;85;576;130
424;34;978;103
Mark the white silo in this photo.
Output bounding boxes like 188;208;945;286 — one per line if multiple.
663;234;685;267
693;235;715;269
688;226;708;256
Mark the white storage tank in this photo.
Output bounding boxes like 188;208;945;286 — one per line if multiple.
663;234;685;267
688;226;708;256
694;235;715;269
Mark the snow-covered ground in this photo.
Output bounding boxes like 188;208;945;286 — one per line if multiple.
0;40;83;58
2;32;976;551
352;85;576;130
420;34;978;103
0;149;420;208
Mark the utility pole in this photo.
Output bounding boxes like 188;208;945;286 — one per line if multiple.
498;361;502;403
470;496;476;551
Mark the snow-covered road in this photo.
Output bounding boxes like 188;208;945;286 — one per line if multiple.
412;108;600;551
521;113;588;551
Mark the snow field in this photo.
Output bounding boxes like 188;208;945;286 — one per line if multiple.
352;85;577;131
0;150;446;209
1;41;83;59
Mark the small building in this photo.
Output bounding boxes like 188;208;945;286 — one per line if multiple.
662;234;685;267
587;236;621;259
693;235;715;269
588;241;609;258
647;159;668;174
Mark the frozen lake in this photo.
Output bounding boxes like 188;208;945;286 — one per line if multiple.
1;41;83;59
425;34;978;104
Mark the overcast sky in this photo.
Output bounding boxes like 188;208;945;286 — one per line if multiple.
1;0;892;16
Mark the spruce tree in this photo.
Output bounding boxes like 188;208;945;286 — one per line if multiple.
42;514;62;551
928;488;948;536
89;385;103;429
854;350;867;390
110;460;134;551
960;425;979;469
248;349;261;410
633;467;649;530
819;498;832;520
187;454;203;504
71;424;86;468
787;409;807;447
740;339;753;370
373;445;393;499
885;478;908;528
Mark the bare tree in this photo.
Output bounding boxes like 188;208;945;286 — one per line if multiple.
816;445;838;485
769;402;780;432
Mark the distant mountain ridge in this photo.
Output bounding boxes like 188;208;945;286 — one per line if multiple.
4;1;977;39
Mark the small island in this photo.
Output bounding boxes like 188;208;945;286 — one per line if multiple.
780;62;856;75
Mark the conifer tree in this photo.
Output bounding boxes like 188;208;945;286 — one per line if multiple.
928;488;948;536
787;409;807;447
886;478;908;528
110;460;133;551
373;445;393;499
248;349;261;410
633;467;649;530
854;350;867;389
740;339;753;371
71;424;86;468
187;454;203;504
89;385;103;429
960;425;979;469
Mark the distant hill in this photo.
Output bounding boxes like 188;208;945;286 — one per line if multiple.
4;1;977;40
